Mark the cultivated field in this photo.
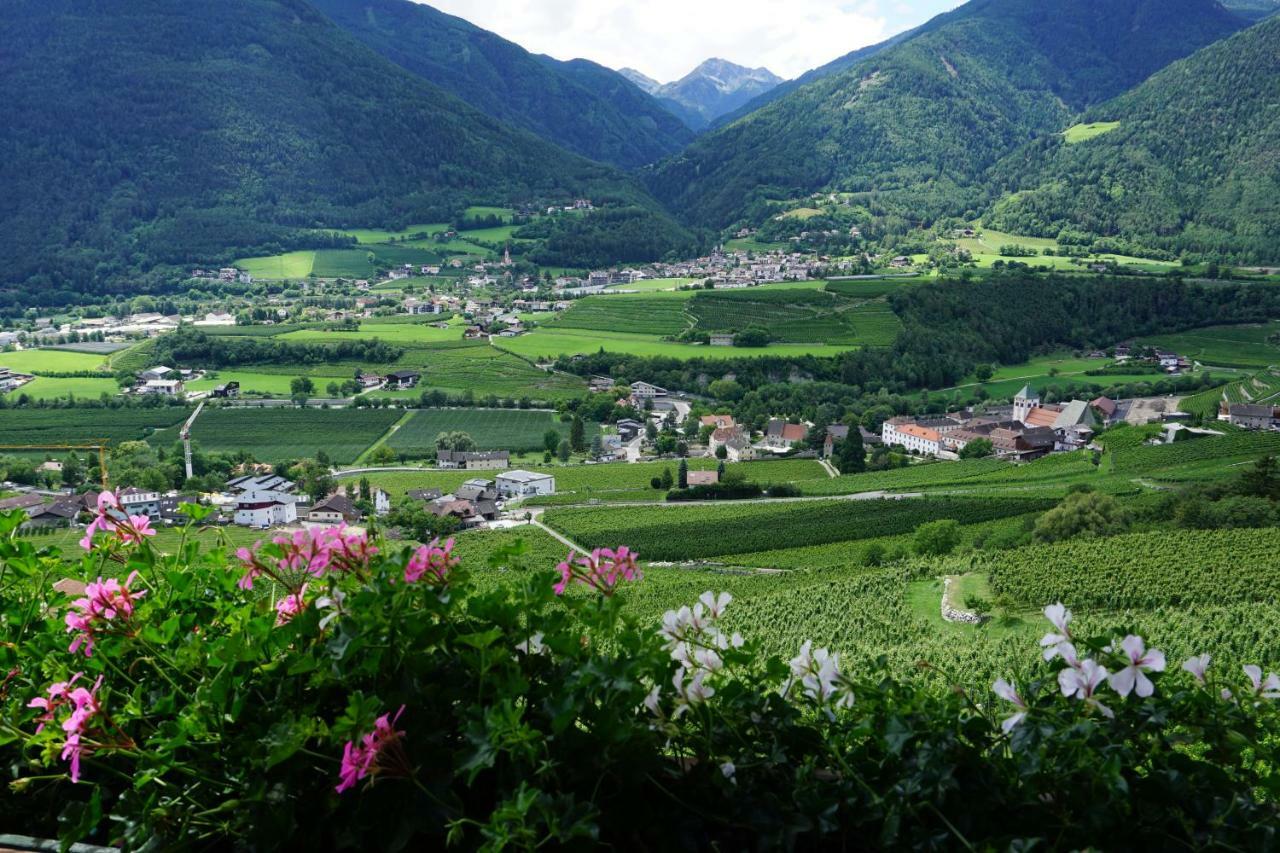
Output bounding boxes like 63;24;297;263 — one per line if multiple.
0;407;189;447
149;408;401;463
386;409;600;454
1136;322;1280;369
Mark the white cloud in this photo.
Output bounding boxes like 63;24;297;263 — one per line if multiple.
418;0;958;82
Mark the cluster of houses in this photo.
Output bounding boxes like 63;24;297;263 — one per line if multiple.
407;470;555;528
877;385;1215;461
133;365;200;397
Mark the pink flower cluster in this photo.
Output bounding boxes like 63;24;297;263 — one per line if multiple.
28;674;104;783
235;525;378;590
335;705;408;794
79;491;156;551
275;584;309;626
65;571;147;657
404;537;458;585
553;547;641;596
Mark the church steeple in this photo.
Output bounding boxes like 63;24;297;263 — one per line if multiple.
1014;384;1040;424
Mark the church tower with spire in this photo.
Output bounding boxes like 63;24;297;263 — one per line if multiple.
1013;384;1041;424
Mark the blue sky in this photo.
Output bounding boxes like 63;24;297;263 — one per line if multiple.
419;0;961;82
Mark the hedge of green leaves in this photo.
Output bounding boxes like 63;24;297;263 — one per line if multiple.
1;504;1278;850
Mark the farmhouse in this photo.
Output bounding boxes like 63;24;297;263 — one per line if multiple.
588;376;615;393
1229;404;1280;431
496;470;556;499
140;366;173;381
308;494;362;525
763;419;810;450
437;450;510;471
212;382;240;399
709;334;735;347
141;379;184;396
385;370;420;390
724;435;757;462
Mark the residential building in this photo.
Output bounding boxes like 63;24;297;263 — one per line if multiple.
233;489;298;528
630;381;668;400
436;450;510;471
1229;404;1280;430
616;419;644;441
724;435;757;462
226;474;295;495
763;419;809;450
700;415;736;431
119;488;162;518
884;422;942;456
821;425;850;458
1091;396;1119;424
141;379;184;396
456;479;497;503
496;470;556;499
385;370;420;390
212;382;240;399
588;376;615;394
24;499;79;530
308;494;362;525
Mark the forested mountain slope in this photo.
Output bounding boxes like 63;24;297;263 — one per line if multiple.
0;0;679;304
646;0;1247;230
309;0;693;168
986;17;1280;264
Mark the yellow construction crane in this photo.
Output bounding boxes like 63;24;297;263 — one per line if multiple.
0;442;111;490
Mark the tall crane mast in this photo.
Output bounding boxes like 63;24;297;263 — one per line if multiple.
180;400;206;481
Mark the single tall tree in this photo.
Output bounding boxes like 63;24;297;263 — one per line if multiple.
834;428;866;474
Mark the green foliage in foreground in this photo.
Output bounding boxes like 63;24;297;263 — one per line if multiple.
3;510;1280;850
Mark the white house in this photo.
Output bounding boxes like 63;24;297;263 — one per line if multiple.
630;381;668;400
233;490;298;528
118;488;162;519
881;419;942;456
141;379;184;396
495;470;556;499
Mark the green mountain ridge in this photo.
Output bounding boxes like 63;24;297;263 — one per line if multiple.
645;0;1248;230
0;0;686;304
986;17;1280;264
307;0;693;169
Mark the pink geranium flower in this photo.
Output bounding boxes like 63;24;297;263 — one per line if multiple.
404;538;458;584
30;674;104;783
78;492;156;551
335;706;408;794
64;572;147;657
275;584;308;627
553;547;641;596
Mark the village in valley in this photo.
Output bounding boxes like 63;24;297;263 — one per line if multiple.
1;206;1279;550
